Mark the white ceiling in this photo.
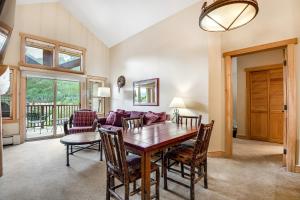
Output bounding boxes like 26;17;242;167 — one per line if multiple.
17;0;201;47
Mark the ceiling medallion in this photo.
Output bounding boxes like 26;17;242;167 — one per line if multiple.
199;0;259;32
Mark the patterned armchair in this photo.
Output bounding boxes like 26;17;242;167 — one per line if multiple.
64;109;98;135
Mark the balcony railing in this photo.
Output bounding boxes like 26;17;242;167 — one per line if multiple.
26;104;80;128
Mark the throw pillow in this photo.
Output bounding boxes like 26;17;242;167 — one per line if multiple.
150;111;167;122
130;111;145;118
144;112;159;125
106;112;116;125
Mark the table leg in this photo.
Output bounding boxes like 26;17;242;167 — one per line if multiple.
66;145;70;167
141;152;151;200
99;141;103;161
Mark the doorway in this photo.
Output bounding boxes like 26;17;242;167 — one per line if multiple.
223;38;298;172
25;77;80;140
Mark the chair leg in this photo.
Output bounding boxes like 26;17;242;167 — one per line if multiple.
161;151;164;177
155;168;160;200
204;160;208;189
106;174;111;200
163;157;168;190
190;167;195;200
124;182;130;200
181;163;185;178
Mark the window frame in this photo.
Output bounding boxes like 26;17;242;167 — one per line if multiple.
19;33;86;75
86;76;106;116
2;66;17;123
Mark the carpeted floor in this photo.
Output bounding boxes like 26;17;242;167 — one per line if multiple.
0;138;300;200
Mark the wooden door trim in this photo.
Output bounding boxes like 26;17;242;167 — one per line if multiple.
246;64;284;141
223;39;298;172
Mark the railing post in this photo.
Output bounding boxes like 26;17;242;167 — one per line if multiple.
41;105;44;129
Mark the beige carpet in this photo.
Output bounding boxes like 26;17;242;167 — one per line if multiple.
0;138;300;200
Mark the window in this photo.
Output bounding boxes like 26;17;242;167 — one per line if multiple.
87;78;104;114
1;67;17;122
0;31;8;51
0;26;10;62
20;33;85;74
58;47;82;72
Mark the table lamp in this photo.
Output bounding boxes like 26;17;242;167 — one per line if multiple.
169;97;185;122
98;87;111;116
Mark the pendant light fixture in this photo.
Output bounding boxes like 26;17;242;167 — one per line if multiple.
199;0;259;32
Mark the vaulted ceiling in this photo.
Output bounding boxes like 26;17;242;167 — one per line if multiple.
17;0;201;47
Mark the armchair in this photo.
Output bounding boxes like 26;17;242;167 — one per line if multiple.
64;109;98;135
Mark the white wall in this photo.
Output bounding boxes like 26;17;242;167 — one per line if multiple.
110;3;224;152
234;50;284;137
2;2;110;138
221;0;300;163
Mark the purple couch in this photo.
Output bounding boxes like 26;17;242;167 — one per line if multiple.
98;109;170;130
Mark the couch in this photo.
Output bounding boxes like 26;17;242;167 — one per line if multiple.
98;109;170;130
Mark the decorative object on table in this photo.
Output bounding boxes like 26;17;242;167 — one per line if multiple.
133;78;159;106
60;132;102;166
199;0;259;32
163;121;215;200
63;109;98;135
97;87;111;116
169;97;185;123
117;75;126;92
99;128;160;200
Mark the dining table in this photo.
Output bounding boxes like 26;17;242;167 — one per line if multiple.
123;121;198;200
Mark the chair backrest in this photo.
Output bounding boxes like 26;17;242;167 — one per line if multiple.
99;128;129;182
192;120;214;162
72;109;97;127
122;117;143;130
177;115;202;128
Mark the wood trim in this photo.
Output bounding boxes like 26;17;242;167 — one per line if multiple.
246;71;250;137
224;56;233;157
208;151;225;157
19;63;84;75
244;64;283;72
19;76;26;143
236;135;250;140
295;165;300;173
223;38;298;57
286;44;297;172
0;96;3;177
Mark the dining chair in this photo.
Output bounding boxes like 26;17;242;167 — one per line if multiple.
122;117;143;130
99;128;160;200
163;121;214;200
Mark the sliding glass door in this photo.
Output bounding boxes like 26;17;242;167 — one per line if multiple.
26;77;80;140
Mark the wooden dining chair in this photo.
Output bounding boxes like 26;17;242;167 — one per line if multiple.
176;115;202;128
163;121;214;200
122;117;143;130
99;128;160;200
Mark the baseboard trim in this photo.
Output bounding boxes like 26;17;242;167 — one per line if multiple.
208;151;225;158
236;135;250;140
295;165;300;173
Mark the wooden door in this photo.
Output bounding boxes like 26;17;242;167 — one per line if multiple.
250;71;269;140
248;66;284;144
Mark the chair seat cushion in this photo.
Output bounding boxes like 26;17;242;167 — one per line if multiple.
68;126;95;134
180;139;196;148
126;154;159;182
165;146;195;165
100;125;123;131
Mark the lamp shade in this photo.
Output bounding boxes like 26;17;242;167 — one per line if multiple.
169;97;185;108
199;0;259;32
98;87;111;97
0;66;9;95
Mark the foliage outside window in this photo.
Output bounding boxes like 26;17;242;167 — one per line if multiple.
87;78;104;114
20;33;85;74
1;68;16;121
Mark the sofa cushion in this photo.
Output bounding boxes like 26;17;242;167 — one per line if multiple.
130;111;145;118
113;112;130;127
106;112;116;125
144;111;160;125
116;109;126;113
73;111;97;127
150;111;167;123
69;126;95;134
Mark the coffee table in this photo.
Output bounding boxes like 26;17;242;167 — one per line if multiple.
60;132;102;166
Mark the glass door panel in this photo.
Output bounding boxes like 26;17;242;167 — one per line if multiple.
26;77;54;139
55;80;80;135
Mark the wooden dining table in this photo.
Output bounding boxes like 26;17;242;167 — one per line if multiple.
123;121;198;200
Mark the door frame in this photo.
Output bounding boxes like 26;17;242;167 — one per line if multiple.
223;38;298;172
